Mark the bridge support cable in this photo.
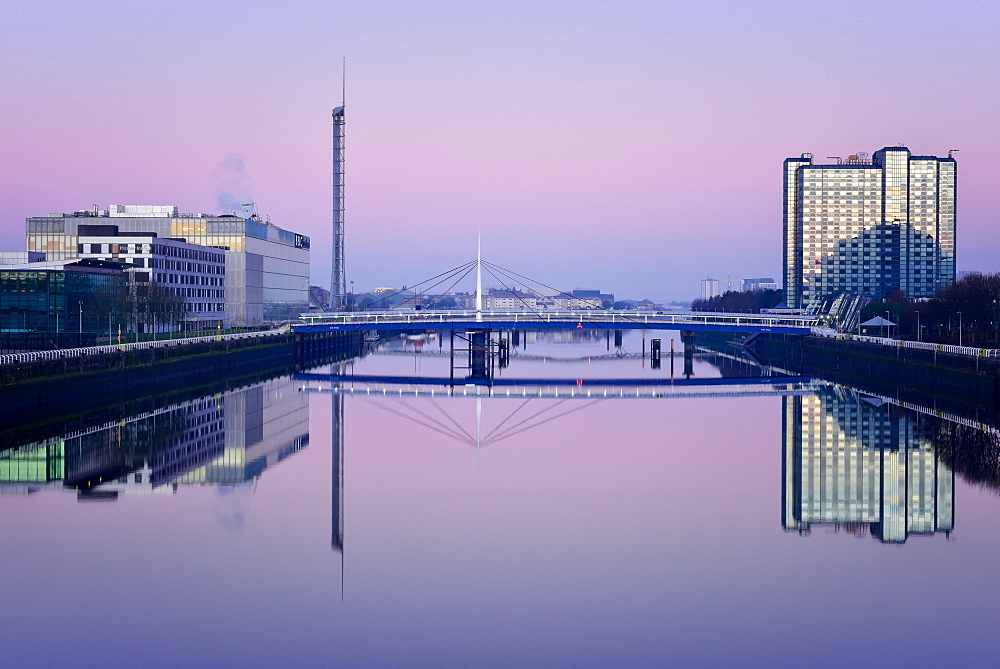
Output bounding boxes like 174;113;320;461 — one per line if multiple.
480;263;556;328
428;397;478;443
481;260;650;328
363;398;476;445
434;264;477;306
480;397;536;442
396;397;476;442
483;399;606;446
398;261;477;313
362;260;476;312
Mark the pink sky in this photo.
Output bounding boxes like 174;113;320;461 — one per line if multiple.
1;0;997;300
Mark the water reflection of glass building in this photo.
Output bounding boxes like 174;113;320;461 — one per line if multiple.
0;376;308;499
783;386;953;543
26;205;309;325
783;147;956;309
178;378;309;485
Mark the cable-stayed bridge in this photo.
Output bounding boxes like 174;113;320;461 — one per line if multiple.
292;256;817;336
294;309;816;335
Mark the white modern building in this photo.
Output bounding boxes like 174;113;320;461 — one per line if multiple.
26;204;309;325
76;231;226;330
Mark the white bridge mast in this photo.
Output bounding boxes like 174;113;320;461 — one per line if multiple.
475;233;483;322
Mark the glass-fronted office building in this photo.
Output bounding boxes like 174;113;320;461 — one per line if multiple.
783;147;956;309
0;260;124;334
27;205;310;325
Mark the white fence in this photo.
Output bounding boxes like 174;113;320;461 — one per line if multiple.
812;329;1000;359
0;328;287;368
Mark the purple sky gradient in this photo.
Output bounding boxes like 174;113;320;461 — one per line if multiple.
1;0;997;300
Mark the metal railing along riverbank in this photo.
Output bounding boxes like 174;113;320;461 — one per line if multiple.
811;328;1000;359
0;328;288;367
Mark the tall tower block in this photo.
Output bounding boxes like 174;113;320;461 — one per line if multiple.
331;105;346;309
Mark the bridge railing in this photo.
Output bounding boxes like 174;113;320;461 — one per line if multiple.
298;309;820;330
812;330;1000;359
0;328;286;368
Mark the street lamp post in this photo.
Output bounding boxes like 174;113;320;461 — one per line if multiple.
884;311;890;339
958;311;963;347
916;311;921;342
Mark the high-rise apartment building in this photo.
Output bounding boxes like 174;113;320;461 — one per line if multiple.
783;147;956;309
26;205;309;325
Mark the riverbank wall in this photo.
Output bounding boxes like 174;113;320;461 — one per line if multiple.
0;331;363;438
749;333;1000;420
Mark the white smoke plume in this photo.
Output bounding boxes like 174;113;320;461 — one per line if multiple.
214;153;250;214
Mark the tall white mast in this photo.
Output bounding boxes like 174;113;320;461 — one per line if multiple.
331;58;346;309
475;232;483;321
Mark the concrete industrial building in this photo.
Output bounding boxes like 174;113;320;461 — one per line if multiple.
783;147;956;309
26;204;309;325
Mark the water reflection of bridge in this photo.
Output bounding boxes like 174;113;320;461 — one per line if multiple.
1;352;994;551
296;372;818;400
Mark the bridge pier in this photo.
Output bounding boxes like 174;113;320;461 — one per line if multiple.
682;331;696;378
469;330;490;380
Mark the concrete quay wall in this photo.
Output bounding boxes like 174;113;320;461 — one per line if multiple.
0;331;362;432
752;334;1000;415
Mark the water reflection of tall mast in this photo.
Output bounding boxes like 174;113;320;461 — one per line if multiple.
332;374;344;554
783;387;954;544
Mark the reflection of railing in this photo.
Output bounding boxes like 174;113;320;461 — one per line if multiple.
296;372;818;400
813;330;1000;358
0;329;286;367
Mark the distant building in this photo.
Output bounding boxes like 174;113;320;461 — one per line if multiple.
309;285;331;310
549;295;600;310
700;278;721;300
742;277;779;292
486;288;538;310
783;147;956;309
569;289;614;305
26;204;309;325
957;270;982;281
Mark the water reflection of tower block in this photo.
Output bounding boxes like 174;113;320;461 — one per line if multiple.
681;331;695;377
650;339;661;369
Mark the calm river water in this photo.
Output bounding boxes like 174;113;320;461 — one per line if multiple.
2;330;1000;666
